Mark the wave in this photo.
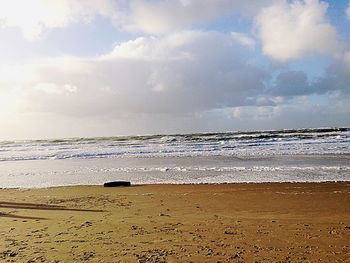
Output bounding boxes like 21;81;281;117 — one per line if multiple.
0;127;349;162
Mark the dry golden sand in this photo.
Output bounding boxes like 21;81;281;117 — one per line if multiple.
0;183;349;262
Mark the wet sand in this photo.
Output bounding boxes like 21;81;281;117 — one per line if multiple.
0;183;349;262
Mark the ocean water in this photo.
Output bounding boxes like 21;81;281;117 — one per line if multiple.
0;127;349;188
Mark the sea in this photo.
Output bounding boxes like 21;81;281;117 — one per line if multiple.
0;127;349;188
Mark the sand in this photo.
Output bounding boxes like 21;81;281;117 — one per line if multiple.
0;183;349;262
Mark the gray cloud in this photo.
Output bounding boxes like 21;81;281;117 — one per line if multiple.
21;31;269;117
313;56;350;95
267;55;350;98
270;70;311;97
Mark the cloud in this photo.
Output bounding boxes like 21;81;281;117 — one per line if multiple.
0;0;349;139
345;51;350;70
0;0;117;40
3;31;268;118
255;0;340;61
312;52;350;95
1;29;348;138
267;53;350;98
226;92;350;130
121;0;275;34
269;70;312;97
0;0;278;40
231;32;256;49
347;2;350;20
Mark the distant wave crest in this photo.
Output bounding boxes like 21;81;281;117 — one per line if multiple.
0;127;349;162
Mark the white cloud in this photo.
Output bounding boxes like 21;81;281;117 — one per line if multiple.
231;32;256;49
347;2;350;20
121;0;276;34
0;0;278;40
255;0;340;61
32;82;78;95
0;0;117;40
123;0;224;34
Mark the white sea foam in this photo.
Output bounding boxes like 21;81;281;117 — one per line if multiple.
0;128;349;188
0;128;349;162
0;155;348;188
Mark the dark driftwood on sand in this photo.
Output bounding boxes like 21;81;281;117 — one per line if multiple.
103;181;131;187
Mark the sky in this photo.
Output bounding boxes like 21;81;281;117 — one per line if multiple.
0;0;349;140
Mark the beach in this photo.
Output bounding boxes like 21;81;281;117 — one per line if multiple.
1;182;349;262
1;0;350;260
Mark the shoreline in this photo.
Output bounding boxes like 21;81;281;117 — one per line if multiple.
1;152;350;162
1;154;349;188
2;180;350;190
1;182;349;262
